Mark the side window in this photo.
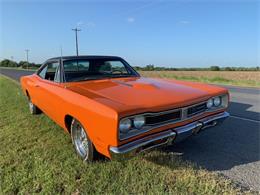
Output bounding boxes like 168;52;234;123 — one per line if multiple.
63;60;90;82
63;60;90;71
39;65;47;78
38;62;60;81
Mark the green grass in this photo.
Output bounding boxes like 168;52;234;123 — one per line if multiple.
0;76;245;194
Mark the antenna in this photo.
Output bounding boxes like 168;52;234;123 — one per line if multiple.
60;45;63;58
59;45;64;82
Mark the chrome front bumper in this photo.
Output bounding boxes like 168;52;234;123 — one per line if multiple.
110;111;229;160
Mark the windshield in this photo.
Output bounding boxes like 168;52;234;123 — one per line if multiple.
63;58;138;82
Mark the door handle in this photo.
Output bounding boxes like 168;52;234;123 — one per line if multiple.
27;81;40;87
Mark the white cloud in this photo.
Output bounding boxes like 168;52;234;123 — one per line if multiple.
127;17;135;23
76;21;95;29
179;20;190;24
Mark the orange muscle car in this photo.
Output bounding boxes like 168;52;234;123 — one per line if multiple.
20;56;229;161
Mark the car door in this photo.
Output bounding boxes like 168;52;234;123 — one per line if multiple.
34;60;64;123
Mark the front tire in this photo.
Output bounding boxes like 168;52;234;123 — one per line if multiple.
28;100;41;115
70;119;97;161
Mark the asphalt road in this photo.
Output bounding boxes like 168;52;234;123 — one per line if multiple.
1;68;260;192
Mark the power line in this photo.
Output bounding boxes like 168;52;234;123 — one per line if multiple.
25;49;29;62
72;28;81;56
25;49;29;69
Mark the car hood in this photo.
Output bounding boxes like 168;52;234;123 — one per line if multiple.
66;77;227;115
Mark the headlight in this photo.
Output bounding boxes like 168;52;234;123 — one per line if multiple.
207;94;229;111
213;97;221;106
133;115;145;129
207;98;213;108
119;118;131;133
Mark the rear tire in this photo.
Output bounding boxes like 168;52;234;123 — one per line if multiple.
70;119;99;162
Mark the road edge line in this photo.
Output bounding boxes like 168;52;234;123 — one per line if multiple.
0;74;20;86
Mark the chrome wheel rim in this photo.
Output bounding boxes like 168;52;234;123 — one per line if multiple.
29;101;34;113
71;121;89;159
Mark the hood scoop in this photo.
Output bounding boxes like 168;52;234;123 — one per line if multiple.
113;80;158;90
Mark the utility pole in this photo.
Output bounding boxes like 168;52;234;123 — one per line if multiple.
25;49;29;69
72;28;81;56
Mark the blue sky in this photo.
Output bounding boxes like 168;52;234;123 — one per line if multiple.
0;0;259;67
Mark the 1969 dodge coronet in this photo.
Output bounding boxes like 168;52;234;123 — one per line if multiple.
21;55;230;161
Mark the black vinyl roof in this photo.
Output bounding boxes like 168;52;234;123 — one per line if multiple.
48;55;123;61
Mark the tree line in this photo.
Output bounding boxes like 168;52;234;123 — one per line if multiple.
134;64;260;71
0;59;41;69
0;59;259;71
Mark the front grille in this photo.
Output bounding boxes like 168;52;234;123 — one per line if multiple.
138;101;207;127
119;101;209;140
146;110;181;125
187;102;207;117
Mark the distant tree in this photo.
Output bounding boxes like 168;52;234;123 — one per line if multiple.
0;59;10;67
210;66;220;71
0;59;18;67
224;67;233;71
145;64;155;71
133;66;142;71
19;61;29;69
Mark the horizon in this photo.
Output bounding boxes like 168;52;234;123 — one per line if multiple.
1;56;260;69
0;0;259;68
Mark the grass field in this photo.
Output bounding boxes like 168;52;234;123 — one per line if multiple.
0;76;247;194
140;71;260;87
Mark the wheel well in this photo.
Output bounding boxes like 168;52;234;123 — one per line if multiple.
25;90;30;100
65;115;73;133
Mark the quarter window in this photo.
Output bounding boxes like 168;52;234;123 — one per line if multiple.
38;62;60;81
39;65;47;78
